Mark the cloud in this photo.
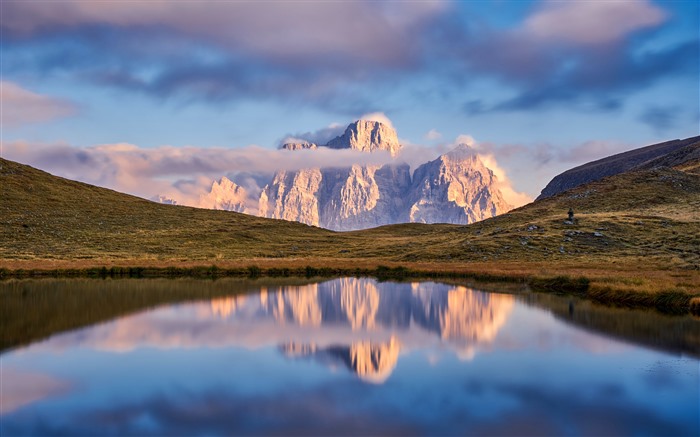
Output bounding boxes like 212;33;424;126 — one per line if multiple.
455;134;476;147
0;0;692;117
358;112;395;129
1;1;447;66
424;129;442;141
469;138;638;200
454;136;532;207
0;368;71;414
458;1;695;113
524;0;667;46
2;140;395;207
0;2;449;112
476;152;533;208
279;123;346;147
638;105;680;133
0;81;77;127
398;133;533;208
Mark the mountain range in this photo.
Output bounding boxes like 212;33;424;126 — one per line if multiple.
2;132;699;304
187;120;512;231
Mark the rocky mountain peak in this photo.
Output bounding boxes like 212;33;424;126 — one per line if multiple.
150;194;178;205
325;120;401;157
443;143;478;161
408;148;512;224
281;141;317;151
200;176;248;213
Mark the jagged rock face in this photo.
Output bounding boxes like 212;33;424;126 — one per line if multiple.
348;337;400;384
281;142;317;151
210;296;248;318
259;169;323;226
236;121;511;230
260;121;412;231
277;337;401;384
151;195;178;205
408;144;511;224
200;176;248;213
269;284;323;327
326;120;401;157
340;278;380;330
318;164;411;231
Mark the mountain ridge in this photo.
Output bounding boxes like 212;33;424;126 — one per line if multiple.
256;120;512;230
537;135;700;199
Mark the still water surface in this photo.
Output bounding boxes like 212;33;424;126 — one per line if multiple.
1;278;698;436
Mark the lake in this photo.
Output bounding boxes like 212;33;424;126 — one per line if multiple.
1;277;698;436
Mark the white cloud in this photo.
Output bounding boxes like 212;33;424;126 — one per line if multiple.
424;129;442;141
2;2;448;66
524;0;666;46
476;153;533;208
279;122;346;147
455;134;476;147
358;112;395;129
1;81;77;127
448;135;532;208
2;140;395;207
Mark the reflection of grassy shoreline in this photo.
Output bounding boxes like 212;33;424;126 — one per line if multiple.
0;277;318;353
2;261;698;313
519;292;700;358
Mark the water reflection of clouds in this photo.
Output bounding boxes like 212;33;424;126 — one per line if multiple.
2;374;689;436
0;369;71;415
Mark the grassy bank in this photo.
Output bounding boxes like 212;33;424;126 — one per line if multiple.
2;259;698;314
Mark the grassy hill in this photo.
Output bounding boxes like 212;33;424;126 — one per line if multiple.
537;135;700;199
1;154;699;307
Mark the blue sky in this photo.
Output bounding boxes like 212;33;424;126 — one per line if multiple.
1;0;698;204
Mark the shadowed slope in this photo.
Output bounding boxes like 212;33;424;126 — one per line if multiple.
537;135;700;199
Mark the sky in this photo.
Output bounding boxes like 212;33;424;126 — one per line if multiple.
1;0;698;207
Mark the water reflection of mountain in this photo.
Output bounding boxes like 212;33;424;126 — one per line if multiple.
255;278;513;342
281;337;401;384
211;278;513;381
207;279;513;381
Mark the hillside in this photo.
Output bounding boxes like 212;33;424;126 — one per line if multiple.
1;154;699;299
0;157;338;260
537;135;700;199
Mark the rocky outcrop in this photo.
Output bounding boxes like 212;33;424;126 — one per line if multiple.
259;169;323;225
537;135;700;199
408;144;511;224
150;195;178;205
278;337;401;384
347;337;400;384
325;120;401;156
317;163;412;230
281;142;317;151
200;176;248;213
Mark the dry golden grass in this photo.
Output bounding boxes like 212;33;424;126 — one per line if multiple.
1;156;699;301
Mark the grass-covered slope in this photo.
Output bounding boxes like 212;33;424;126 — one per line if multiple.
0;157;339;260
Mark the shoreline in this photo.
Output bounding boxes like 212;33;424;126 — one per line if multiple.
2;259;698;315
